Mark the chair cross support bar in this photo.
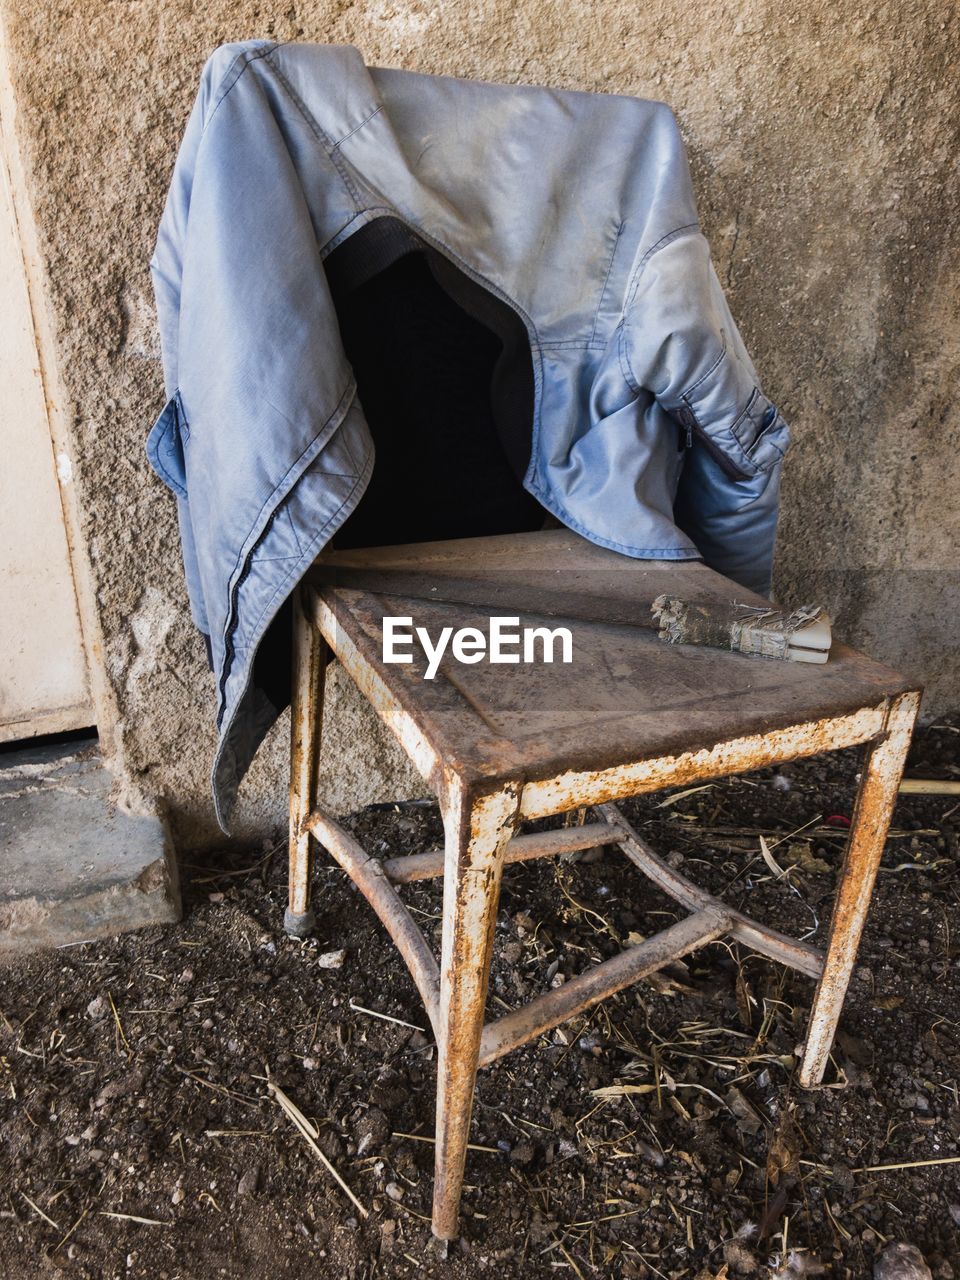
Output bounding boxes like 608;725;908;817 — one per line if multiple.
478;906;730;1067
598;803;825;979
306;808;442;1036
307;796;825;1063
382;821;620;883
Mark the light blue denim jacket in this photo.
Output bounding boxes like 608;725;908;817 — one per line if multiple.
146;40;791;829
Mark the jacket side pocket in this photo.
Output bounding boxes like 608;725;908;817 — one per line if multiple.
146;390;189;498
729;386;791;475
677;382;790;481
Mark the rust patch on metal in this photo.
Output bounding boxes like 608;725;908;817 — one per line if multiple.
599;803;825;979
432;780;520;1239
519;705;888;819
381;820;620;883
799;690;921;1086
311;590;442;788
287;585;328;923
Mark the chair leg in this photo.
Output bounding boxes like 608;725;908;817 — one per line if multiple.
560;805;589;863
286;585;328;937
799;690;921;1086
432;780;521;1240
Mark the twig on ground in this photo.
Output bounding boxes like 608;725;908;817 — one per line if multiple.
855;1154;960;1173
99;1211;170;1226
264;1068;368;1218
52;1209;88;1254
392;1130;500;1154
173;1064;258;1108
348;1001;424;1031
204;1129;269;1138
20;1191;59;1230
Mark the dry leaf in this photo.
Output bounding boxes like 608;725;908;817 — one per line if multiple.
591;1083;658;1098
725;1086;764;1136
759;834;788;879
873;994;904;1010
657;785;714;808
766;1110;802;1186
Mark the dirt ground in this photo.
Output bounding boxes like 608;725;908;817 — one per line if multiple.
2;718;960;1279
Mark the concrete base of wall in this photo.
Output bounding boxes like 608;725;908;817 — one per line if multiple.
0;737;181;959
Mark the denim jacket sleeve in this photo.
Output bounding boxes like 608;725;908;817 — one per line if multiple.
620;228;791;597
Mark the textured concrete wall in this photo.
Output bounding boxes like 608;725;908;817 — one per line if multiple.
2;0;957;847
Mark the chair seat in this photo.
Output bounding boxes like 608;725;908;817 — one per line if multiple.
308;529;914;791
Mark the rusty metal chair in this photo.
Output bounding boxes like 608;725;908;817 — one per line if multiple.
285;529;920;1240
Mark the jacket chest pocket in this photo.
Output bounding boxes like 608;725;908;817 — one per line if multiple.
146;389;189;498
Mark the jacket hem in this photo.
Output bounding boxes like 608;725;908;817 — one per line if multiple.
526;478;702;561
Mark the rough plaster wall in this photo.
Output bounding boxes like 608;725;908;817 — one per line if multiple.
2;0;957;848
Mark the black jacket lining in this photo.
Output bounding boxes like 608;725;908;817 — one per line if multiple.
250;215;543;713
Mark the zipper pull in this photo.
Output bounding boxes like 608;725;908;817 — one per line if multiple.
677;405;695;450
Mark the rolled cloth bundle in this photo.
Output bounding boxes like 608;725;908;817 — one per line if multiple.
651;597;832;663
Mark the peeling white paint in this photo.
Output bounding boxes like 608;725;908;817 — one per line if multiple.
369;3;436;41
121;287;162;360
126;586;177;694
